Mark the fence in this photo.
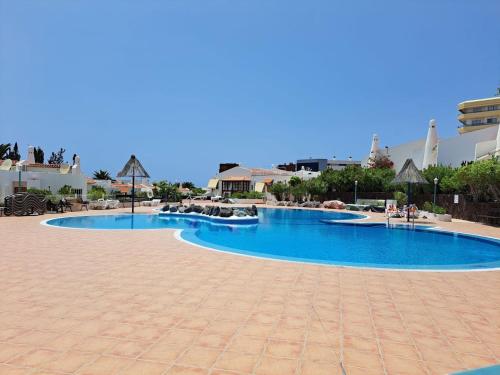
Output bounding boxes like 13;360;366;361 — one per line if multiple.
324;191;499;223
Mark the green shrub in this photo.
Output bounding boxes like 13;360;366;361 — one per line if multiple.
455;158;500;202
27;188;51;196
432;205;446;214
393;191;407;206
422;201;446;214
269;182;289;201
231;191;264;199
422;201;434;212
58;185;73;195
87;186;106;200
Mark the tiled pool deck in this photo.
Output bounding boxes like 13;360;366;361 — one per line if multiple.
0;207;499;375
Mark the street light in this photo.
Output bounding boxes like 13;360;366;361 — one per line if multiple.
354;180;358;204
433;177;438;206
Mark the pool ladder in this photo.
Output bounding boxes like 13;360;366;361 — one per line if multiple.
386;209;416;229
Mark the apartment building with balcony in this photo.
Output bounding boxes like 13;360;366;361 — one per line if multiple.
457;89;500;134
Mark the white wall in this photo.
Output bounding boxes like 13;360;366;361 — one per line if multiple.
362;125;499;172
437;125;498;167
0;171;87;200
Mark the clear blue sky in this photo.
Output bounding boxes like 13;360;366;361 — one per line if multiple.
1;0;499;185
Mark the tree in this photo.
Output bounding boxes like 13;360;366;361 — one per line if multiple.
7;142;20;161
181;181;195;189
93;169;112;180
290;182;307;202
153;181;181;202
289;176;302;187
0;143;10;159
456;158;500;202
87;186;106;200
422;165;461;194
368;153;394;169
48;148;66;164
34;147;44;163
58;185;73;195
304;178;327;201
269;182;288;201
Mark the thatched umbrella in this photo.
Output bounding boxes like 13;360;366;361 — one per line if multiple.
391;158;428;222
117;155;150;213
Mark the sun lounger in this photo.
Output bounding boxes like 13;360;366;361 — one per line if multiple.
90;199;108;210
106;199;120;209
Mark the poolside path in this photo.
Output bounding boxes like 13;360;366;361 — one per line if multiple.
0;207;499;375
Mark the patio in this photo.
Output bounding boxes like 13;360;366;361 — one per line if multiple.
0;207;499;375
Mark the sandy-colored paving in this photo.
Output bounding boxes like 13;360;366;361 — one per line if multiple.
0;207;499;375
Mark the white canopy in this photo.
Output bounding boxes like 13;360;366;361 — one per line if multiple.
422;119;438;169
369;133;380;158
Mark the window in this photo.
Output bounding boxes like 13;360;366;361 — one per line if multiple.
221;181;250;192
471;119;483;125
487;105;498;111
486;118;498;124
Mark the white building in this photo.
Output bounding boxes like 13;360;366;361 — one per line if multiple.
207;165;321;196
363;120;500;172
0;146;87;200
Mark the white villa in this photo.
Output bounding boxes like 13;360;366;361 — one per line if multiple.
0;146;87;200
363;121;500;172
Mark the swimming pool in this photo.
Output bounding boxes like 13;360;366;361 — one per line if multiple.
44;208;500;270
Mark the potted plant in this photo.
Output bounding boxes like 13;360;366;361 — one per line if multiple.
421;201;435;219
433;205;452;222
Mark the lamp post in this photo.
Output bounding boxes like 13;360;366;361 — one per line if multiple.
354;180;358;204
433;177;438;206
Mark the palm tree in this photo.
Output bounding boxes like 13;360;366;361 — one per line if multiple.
93;169;112;180
0;143;11;159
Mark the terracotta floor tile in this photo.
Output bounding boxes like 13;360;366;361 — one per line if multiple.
0;365;33;375
10;331;59;347
383;355;428;375
1;207;499;375
117;360;168;375
380;340;420;360
41;350;99;373
106;340;152;358
0;343;31;363
139;342;185;363
450;338;493;357
176;346;221;368
343;335;379;353
214;351;258;373
7;348;61;368
127;326;169;342
195;334;230;349
226;335;266;354
238;324;274;338
301;361;340;375
73;336;119;353
425;361;466;375
77;355;134;375
254;356;298;375
418;346;462;366
166;365;208;374
264;340;303;359
342;349;384;370
343;365;384;375
459;353;498;369
303;342;337;362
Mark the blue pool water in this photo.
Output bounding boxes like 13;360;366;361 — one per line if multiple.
44;209;500;270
